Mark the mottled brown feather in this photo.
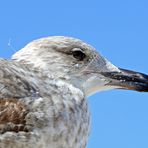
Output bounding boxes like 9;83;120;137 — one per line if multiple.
0;98;31;133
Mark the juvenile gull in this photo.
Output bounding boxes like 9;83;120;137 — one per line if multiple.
0;36;148;148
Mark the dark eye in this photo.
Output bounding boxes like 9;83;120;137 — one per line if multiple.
72;48;86;61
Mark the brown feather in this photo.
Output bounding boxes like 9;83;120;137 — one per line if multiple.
0;98;32;133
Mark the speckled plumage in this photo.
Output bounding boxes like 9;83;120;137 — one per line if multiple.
0;59;90;148
0;36;96;148
0;36;148;148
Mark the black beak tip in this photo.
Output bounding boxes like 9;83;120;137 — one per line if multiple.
103;68;148;93
135;84;148;92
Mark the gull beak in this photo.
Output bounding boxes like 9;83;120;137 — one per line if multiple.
80;55;148;96
102;68;148;92
82;57;148;96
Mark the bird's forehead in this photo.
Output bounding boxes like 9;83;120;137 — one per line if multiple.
29;36;97;54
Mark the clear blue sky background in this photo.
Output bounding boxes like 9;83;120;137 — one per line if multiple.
0;0;148;148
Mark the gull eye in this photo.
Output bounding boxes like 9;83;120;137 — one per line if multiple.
72;48;86;61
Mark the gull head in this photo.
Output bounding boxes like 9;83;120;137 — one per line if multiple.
12;36;148;97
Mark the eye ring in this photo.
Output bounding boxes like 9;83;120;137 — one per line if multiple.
72;48;86;61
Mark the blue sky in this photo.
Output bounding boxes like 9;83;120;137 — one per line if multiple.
0;0;148;148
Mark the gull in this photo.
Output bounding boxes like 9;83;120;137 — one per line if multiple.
0;36;148;148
